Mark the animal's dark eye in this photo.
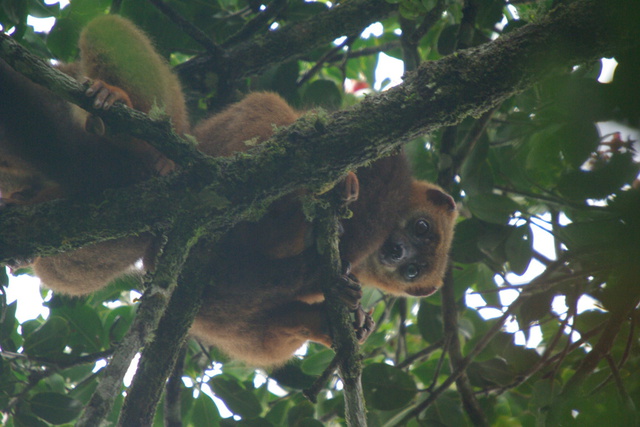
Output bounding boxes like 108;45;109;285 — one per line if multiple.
414;219;430;236
404;264;420;280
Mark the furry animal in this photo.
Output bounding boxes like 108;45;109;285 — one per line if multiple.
190;93;458;365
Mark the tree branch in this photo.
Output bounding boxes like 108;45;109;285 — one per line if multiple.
316;198;367;427
76;219;202;427
118;222;207;426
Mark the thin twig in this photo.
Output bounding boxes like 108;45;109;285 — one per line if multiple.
297;35;356;87
148;0;223;55
222;0;288;48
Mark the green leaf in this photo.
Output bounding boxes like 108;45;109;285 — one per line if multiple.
529;380;560;411
270;359;316;390
0;301;17;344
451;219;486;264
417;300;443;342
301;349;335;376
14;411;49;427
437;24;459;55
516;290;554;327
505;224;533;275
209;375;262;419
52;304;104;352
104;305;135;343
362;363;417;410
302;80;342;110
23;316;70;358
467;358;514;388
287;401;315;426
422;391;466;426
188;394;221;427
558;219;624;251
30;392;83;425
265;400;291;426
557;122;599;169
466;194;521;224
28;0;60;18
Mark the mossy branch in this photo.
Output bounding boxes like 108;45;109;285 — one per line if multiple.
315;197;367;427
76;218;203;427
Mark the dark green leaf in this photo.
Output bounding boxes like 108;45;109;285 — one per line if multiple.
23;316;69;357
209;375;262;419
265;400;291;426
189;394;221;427
362;363;417;410
467;358;514;387
287;401;315;426
28;0;60;18
30;392;82;425
270;359;316;390
422;391;467;426
302;80;342;110
437;24;459;55
300;349;335;376
505;224;533;275
52;304;104;352
14;412;49;427
516;291;554;327
466;194;521;224
529;380;560;411
557;122;599;169
451;219;486;264
417;300;443;342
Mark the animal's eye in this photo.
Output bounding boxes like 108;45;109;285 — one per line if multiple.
414;219;430;236
404;264;420;280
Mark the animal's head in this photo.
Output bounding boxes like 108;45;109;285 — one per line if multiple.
354;181;457;297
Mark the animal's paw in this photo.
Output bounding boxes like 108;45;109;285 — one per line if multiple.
337;171;359;203
353;305;375;344
336;267;362;311
84;79;133;110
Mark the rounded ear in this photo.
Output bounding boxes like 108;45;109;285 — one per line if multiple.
426;188;456;212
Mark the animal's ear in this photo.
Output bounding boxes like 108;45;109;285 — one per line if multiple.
426;187;456;212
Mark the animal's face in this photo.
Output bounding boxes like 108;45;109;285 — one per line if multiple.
354;181;457;297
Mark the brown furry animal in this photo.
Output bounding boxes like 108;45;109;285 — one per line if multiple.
190;93;457;365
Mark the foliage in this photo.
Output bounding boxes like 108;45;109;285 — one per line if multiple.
1;0;639;425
